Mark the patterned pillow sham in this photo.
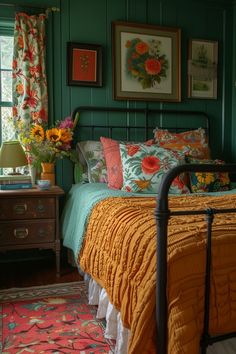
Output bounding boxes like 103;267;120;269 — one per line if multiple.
100;136;154;190
77;141;107;183
187;157;231;193
119;142;190;194
153;127;210;159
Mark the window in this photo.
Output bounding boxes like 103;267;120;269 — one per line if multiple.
0;20;14;144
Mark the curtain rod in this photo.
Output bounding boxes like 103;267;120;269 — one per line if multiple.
0;3;60;12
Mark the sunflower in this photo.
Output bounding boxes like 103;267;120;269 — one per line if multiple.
46;128;61;142
30;124;45;142
60;128;73;143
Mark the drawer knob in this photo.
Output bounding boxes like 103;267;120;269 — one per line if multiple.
14;204;27;214
38;229;47;237
14;228;29;239
37;203;46;213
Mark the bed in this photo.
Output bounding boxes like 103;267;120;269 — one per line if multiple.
61;106;236;354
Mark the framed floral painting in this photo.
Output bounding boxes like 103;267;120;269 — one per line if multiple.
67;42;102;87
112;21;181;102
188;39;218;99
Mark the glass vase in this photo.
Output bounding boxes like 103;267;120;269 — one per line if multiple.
28;164;37;186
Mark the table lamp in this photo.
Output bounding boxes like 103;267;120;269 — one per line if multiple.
0;140;28;175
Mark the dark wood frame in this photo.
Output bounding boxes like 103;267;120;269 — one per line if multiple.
112;21;181;102
67;42;102;87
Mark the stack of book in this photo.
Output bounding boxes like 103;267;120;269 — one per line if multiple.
0;175;32;190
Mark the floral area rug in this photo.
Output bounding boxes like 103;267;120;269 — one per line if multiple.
0;281;115;353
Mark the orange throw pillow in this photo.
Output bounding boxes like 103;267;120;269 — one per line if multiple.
153;128;210;159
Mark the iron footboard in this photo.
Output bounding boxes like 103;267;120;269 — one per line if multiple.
155;163;236;354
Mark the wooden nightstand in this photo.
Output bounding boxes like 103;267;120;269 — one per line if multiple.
0;186;64;277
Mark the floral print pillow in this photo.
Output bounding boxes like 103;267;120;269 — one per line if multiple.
77;141;107;183
119;143;189;194
153;128;210;159
187;158;231;193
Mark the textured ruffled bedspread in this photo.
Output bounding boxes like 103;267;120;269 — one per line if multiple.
79;193;236;354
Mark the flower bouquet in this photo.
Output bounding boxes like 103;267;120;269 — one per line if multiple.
16;116;75;171
125;37;169;89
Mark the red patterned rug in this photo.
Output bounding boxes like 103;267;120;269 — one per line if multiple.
0;281;115;353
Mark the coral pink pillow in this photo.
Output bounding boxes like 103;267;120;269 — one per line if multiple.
100;136;155;190
100;136;123;189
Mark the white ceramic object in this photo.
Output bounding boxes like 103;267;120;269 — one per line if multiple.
37;179;51;190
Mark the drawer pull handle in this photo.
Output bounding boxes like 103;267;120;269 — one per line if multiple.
14;228;29;239
37;204;45;212
38;229;47;237
14;204;27;214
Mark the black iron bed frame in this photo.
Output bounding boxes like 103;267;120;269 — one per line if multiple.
71;105;210;142
156;163;236;354
71;105;236;354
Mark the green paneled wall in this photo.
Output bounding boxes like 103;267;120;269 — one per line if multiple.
1;0;235;193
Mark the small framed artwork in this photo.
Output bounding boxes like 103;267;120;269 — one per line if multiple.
188;39;218;99
67;42;102;87
112;21;181;102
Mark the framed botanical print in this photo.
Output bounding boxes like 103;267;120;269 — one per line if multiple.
67;42;102;87
112;21;181;102
188;39;218;99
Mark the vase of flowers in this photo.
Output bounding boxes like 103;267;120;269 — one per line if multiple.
16;116;76;185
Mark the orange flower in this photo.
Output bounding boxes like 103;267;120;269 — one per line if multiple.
46;128;61;142
145;58;161;75
16;83;24;95
127;145;140;156
18;35;24;48
32;111;40;119
60;129;73;143
136;41;149;55
30;125;45;142
142;156;160;174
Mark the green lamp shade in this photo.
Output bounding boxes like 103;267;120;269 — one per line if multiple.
0;141;28;168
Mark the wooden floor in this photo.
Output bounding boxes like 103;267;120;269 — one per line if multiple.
0;248;82;290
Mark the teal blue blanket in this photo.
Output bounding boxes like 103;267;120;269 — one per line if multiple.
61;182;236;260
61;183;156;258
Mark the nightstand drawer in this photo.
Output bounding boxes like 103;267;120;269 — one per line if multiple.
0;220;55;245
0;197;55;220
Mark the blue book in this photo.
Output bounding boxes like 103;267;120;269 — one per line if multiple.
0;183;33;190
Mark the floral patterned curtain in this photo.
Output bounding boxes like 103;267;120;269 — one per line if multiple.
12;12;48;131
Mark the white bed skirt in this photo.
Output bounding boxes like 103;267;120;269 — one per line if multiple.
86;276;130;354
85;276;236;354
